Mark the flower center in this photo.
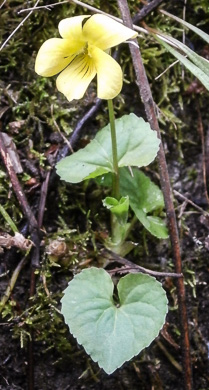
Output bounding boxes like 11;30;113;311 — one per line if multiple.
76;42;88;56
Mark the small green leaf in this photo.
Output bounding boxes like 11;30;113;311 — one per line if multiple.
97;168;168;238
119;168;164;213
103;196;129;225
133;209;168;239
61;268;168;374
56;114;160;183
119;168;168;238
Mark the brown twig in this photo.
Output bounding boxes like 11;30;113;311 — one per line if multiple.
18;0;68;12
56;98;102;162
0;0;40;51
51;104;74;154
29;166;52;390
133;0;164;24
109;266;182;278
0;132;41;390
0;132;38;231
0;133;41;269
117;2;193;390
206;126;209;178
104;250;183;278
0;255;28;312
0;0;7;10
37;170;51;228
174;190;209;217
156;340;183;372
47;98;103;191
196;103;209;206
17;0;147;35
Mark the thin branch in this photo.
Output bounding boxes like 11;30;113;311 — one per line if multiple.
0;0;7;9
56;98;102;162
0;255;28;312
47;99;103;194
0;132;40;269
197;103;209;206
0;133;38;231
18;0;69;13
51;104;74;154
133;0;164;24
0;0;40;51
205;128;209;188
155;59;179;80
156;340;183;372
17;0;147;34
174;190;209;216
104;250;183;278
37;170;51;228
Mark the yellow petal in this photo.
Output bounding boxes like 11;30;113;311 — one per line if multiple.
89;46;123;99
58;16;89;40
35;38;84;77
56;55;96;101
83;14;137;50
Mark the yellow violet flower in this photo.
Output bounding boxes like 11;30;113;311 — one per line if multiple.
35;14;137;101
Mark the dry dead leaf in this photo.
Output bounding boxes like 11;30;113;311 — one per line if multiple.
0;232;33;251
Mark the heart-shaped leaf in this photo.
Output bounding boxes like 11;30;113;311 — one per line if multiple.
56;114;160;183
61;267;168;374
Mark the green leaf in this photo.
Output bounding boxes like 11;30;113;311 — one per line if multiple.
119;168;164;213
119;168;168;238
155;36;209;91
157;34;209;75
133;209;168;239
61;268;168;374
56;114;160;183
97;168;168;238
161;10;209;44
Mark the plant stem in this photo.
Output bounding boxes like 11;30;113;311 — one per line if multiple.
124;215;137;240
107;99;120;200
107;99;121;247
